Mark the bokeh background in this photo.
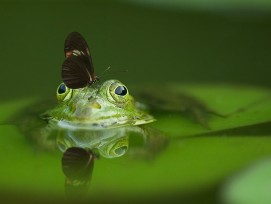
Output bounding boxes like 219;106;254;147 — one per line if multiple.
1;0;271;101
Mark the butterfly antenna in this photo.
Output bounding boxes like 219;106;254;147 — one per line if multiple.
97;66;111;81
99;66;128;80
101;66;111;77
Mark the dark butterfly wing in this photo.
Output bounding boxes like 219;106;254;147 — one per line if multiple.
62;147;94;180
62;55;91;89
64;32;90;57
62;147;95;195
64;32;95;84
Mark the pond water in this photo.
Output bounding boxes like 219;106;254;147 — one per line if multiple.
2;84;271;204
1;1;271;203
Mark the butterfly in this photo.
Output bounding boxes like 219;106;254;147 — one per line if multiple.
62;32;98;89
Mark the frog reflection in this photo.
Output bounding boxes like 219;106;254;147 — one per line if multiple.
58;126;167;195
57;127;130;159
57;125;166;159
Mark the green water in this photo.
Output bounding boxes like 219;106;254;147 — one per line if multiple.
1;1;271;203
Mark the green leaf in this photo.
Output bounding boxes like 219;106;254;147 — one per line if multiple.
149;84;271;137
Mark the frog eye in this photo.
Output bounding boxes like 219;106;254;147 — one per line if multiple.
108;82;129;103
56;83;73;102
98;136;129;158
114;86;128;96
58;83;67;94
114;146;128;156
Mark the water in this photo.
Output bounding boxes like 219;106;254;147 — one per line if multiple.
1;1;271;203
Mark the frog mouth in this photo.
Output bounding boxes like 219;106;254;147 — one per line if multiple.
57;114;155;130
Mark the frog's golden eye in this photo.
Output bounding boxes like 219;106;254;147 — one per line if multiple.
108;82;129;103
56;83;72;102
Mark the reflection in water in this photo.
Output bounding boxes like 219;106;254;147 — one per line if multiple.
57;127;131;159
62;147;96;196
50;125;167;196
12;100;167;196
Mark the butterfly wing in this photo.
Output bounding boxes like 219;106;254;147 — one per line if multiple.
64;32;90;57
62;147;94;180
62;55;91;89
63;32;95;86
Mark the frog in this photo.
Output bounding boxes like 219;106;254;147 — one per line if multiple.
34;79;168;156
37;80;167;195
39;78;167;157
41;79;155;129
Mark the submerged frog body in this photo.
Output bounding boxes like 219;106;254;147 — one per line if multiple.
42;79;155;129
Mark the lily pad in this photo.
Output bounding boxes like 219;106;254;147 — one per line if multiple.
147;84;271;137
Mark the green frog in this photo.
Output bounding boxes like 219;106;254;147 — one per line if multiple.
34;79;167;157
41;79;155;129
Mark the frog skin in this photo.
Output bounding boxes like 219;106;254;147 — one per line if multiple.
41;79;155;129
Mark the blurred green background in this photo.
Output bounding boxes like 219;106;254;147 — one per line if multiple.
1;0;271;101
1;0;271;203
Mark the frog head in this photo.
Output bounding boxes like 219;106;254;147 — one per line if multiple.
43;79;154;129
